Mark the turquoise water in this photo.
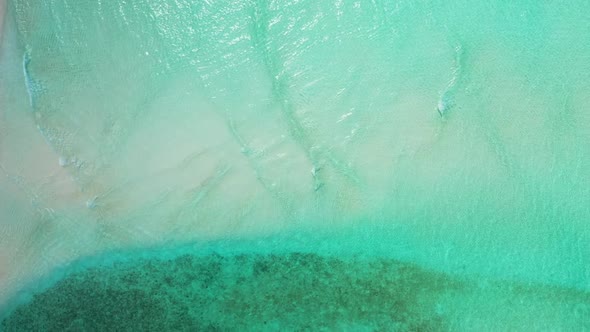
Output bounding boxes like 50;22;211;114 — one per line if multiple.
2;239;589;331
1;0;590;329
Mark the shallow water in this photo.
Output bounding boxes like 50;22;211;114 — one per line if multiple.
1;0;590;329
3;242;590;331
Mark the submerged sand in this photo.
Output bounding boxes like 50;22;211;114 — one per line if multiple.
0;0;5;37
1;1;590;328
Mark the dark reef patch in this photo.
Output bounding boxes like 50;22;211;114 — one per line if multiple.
1;252;463;331
3;248;590;331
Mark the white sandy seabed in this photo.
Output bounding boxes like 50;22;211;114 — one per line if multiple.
1;2;590;328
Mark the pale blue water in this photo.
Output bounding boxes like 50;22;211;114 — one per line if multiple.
1;0;590;330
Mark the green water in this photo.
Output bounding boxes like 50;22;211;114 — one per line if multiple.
1;0;590;329
2;239;590;331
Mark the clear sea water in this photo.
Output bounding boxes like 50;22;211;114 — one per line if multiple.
1;0;590;330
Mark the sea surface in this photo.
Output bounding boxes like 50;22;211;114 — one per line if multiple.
1;0;590;330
